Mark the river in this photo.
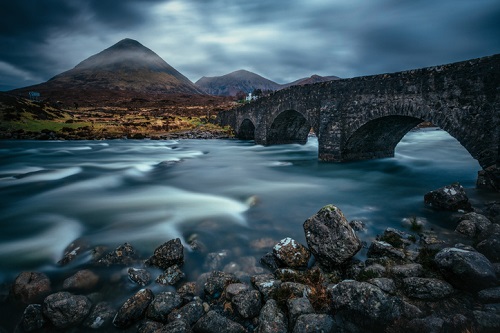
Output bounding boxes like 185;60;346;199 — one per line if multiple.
0;128;491;288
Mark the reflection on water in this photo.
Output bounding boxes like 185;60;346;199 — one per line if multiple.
0;129;485;282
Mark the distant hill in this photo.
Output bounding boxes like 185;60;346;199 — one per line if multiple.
195;70;282;96
195;71;340;96
10;38;205;104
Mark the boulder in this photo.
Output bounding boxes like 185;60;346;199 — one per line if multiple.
330;280;421;329
405;316;444;333
476;224;500;263
251;274;282;301
424;183;472;211
256;299;288;333
42;292;92;328
303;204;361;268
128;268;151;286
389;264;424;280
279;282;311;298
97;242;137;266
225;283;251;301
57;238;89;266
292;314;334;333
137;320;165;333
402;277;455;300
146;238;184;270
367;241;406;261
113;288;154;328
11;272;51;304
477;286;500;303
434;247;497;291
62;269;99;291
272;237;310;269
287;297;314;329
367;278;397;295
232;290;262;318
204;271;239;300
193;310;246;333
146;291;182;322
473;311;500;330
161;319;192;333
156;264;185;286
455;212;491;238
167;300;204;325
82;301;115;329
19;304;45;332
476;165;500;192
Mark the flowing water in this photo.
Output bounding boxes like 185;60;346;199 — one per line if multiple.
0;128;494;293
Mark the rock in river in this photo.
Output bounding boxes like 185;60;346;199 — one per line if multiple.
113;288;154;328
424;183;472;211
42;291;92;328
146;238;184;270
272;237;310;269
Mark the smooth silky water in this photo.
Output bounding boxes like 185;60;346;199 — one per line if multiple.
0;128;495;305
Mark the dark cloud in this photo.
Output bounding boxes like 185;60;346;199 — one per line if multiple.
1;0;499;91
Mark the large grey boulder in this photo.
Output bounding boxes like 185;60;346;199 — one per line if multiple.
434;247;497;291
303;204;362;268
424;183;472;211
42;292;92;329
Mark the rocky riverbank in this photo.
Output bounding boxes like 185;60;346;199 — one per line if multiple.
1;183;500;332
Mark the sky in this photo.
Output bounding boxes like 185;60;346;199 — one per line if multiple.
1;0;499;91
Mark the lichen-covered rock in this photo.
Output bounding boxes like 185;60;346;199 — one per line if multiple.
128;268;151;286
232;289;261;319
113;288;154;328
272;237;310;269
146;291;182;322
193;310;246;333
97;242;137;266
434;247;497;291
63;269;99;291
287;297;314;330
167;300;204;325
330;280;421;330
82;301;115;329
402;277;455;300
303;204;361;268
257;299;287;333
42;292;92;328
204;271;239;300
424;183;472;211
146;238;184;270
292;314;334;333
11;272;51;304
19;304;45;332
156;264;185;286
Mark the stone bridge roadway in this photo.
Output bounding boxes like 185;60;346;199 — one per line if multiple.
217;54;499;188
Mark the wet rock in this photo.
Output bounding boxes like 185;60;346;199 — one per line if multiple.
405;316;444;333
203;250;231;271
402;277;455;300
57;239;89;266
204;271;239;300
225;283;251;301
11;272;51;304
476;165;500;192
292;314;334;333
82;301;115;329
113;288;154;328
424;183;472;211
330;280;421;330
250;237;277;250
287;297;314;329
167;300;204;325
260;252;281;271
473;310;500;330
389;263;424;280
349;220;367;232
128;268;151;286
272;237;310;269
63;269;99;291
238;256;263;275
367;278;397;295
478;287;500;303
146;238;184;270
156;264;185;286
193;310;246;333
178;282;199;303
256;299;287;333
42;291;91;328
279;282;311;298
146;291;183;322
476;224;500;262
251;274;282;301
435;247;497;291
232;290;261;319
138;320;164;333
223;262;241;274
455;212;492;238
303;204;362;268
161;319;192;333
97;242;137;266
361;264;386;279
379;227;415;248
367;241;406;261
19;304;45;332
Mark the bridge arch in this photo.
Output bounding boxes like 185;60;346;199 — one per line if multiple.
267;109;311;145
238;119;256;140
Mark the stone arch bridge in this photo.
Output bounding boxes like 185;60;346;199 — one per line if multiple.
217;54;500;189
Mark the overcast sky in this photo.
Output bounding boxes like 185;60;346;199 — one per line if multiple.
1;0;499;91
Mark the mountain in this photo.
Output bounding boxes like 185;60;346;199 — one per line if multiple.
10;38;204;104
195;71;339;96
195;70;282;96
